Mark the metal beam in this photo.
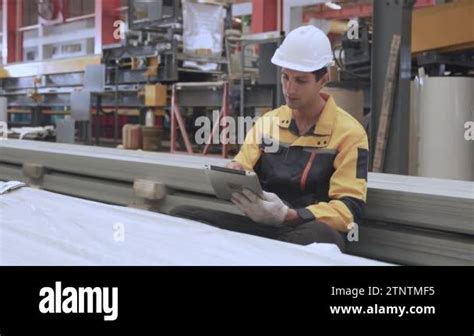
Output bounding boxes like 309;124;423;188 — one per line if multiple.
347;223;474;266
412;0;474;54
0;139;472;234
0;55;101;78
305;0;435;20
370;0;414;174
1;140;473;265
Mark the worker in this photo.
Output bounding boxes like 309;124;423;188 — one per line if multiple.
170;26;369;251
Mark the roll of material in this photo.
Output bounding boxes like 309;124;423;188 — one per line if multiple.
414;77;474;181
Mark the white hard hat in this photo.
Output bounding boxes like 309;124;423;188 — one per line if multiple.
271;25;334;72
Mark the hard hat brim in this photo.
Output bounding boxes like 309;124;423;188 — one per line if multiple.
271;54;334;73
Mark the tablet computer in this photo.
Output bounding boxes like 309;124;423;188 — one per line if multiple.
204;165;263;201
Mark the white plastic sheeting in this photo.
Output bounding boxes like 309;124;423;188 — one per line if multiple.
0;186;386;266
0;181;26;195
182;0;225;57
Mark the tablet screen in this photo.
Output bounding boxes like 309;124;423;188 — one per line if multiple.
204;165;263;201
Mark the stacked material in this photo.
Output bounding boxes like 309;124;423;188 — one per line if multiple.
350;174;474;265
0;186;385;266
347;173;474;265
0;139;231;214
1;140;473;265
366;173;472;235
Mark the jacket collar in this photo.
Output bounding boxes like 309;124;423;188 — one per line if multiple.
276;93;336;136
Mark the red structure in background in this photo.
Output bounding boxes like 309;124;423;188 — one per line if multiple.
251;0;279;33
304;0;436;21
101;0;121;46
4;0;22;63
2;0;121;64
249;0;281;67
99;0;127;140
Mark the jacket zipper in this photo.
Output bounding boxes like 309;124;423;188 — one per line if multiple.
300;151;317;192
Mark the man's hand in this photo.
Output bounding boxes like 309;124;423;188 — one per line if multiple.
225;161;245;171
231;189;289;226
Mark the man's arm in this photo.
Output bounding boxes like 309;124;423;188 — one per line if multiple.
284;209;304;226
230;117;265;171
225;161;245;171
300;131;369;232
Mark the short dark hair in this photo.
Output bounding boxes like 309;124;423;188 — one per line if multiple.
312;67;328;82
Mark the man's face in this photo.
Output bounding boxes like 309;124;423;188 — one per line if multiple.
281;68;325;110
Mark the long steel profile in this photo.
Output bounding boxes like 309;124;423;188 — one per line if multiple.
1;140;473;265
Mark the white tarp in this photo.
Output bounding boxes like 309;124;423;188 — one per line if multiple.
182;0;225;57
0;186;387;266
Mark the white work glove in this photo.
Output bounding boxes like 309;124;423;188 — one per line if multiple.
231;189;289;227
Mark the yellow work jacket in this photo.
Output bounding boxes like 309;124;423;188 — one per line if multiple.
234;93;369;232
